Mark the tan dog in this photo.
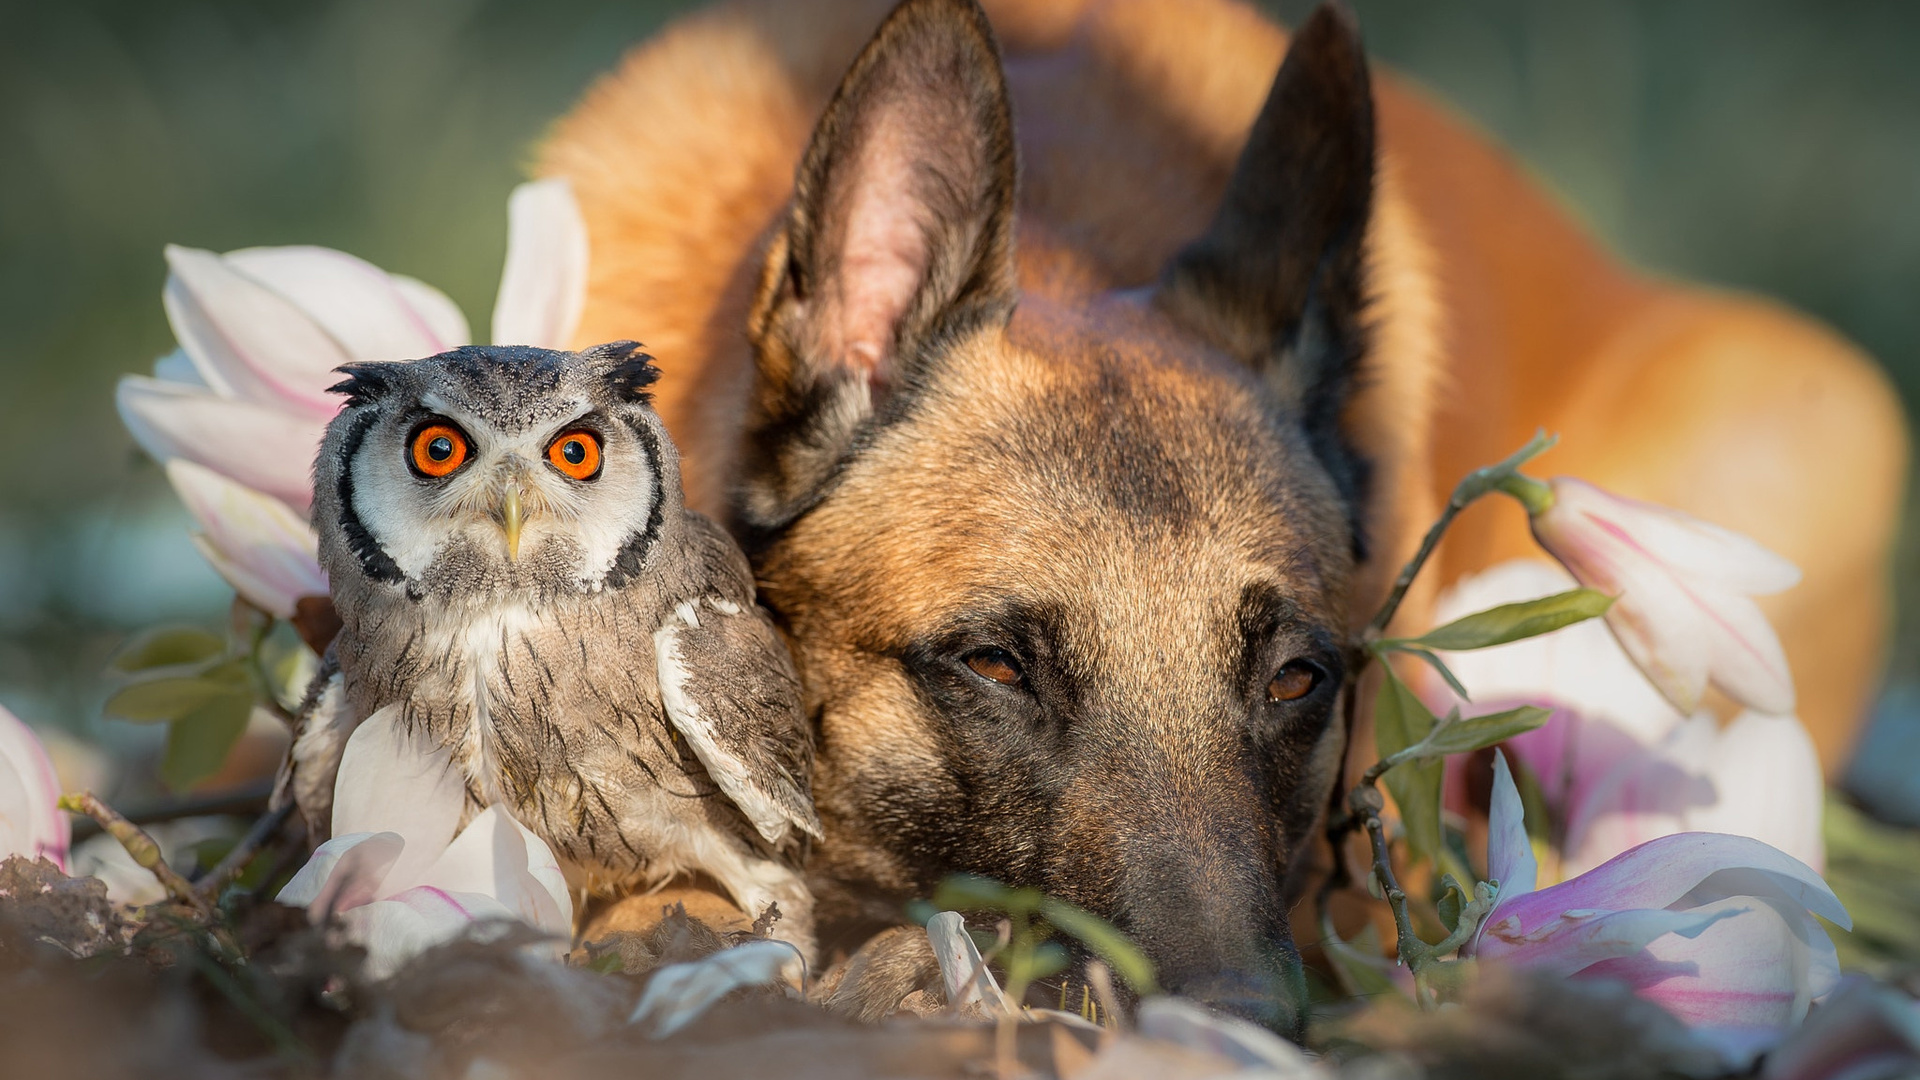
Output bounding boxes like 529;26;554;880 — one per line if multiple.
542;0;1906;1023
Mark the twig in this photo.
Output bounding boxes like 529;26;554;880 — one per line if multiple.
58;791;213;919
1345;783;1423;977
192;802;294;900
68;780;274;841
1364;430;1555;641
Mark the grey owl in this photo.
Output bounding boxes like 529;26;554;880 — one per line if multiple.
274;342;821;954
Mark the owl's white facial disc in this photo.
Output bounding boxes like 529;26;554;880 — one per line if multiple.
347;394;661;593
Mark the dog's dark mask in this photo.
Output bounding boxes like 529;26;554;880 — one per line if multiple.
738;0;1376;1033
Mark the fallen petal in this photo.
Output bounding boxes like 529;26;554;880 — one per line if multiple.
117;374;324;511
491;178;588;349
1137;996;1321;1074
628;940;803;1038
224;246;468;361
926;910;1011;1014
166;460;326;619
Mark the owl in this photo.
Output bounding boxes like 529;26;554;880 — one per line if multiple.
275;342;821;954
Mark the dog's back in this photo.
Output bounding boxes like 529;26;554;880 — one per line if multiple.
543;0;1904;766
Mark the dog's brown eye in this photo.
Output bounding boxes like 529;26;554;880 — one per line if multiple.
1267;661;1321;703
965;648;1023;687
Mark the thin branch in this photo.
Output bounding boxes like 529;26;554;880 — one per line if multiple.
192;802;295;900
58;791;213;919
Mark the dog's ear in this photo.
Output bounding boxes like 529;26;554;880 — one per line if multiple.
740;0;1017;535
1157;3;1375;545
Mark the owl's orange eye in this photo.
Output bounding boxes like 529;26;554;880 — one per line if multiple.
408;423;469;478
547;429;602;480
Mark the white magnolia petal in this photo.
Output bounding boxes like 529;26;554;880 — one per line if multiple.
225;246;466;360
0;706;68;869
1137;996;1320;1074
330;707;466;889
162;245;352;417
348;886;511;979
152;348;206;387
117;375;323;511
1563;720;1713;879
1550;479;1801;596
1601;557;1716;717
391;275;473;352
1486;750;1537;914
927;910;1012;1014
165;460;325;618
1430;560;1686;747
277;831;406;916
628;941;802;1038
1699;591;1797;716
415;806;572;937
1579;896;1837;1034
491;178;589;349
1474;904;1739;978
1688;713;1824;872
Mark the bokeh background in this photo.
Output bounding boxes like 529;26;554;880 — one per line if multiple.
3;0;1918;808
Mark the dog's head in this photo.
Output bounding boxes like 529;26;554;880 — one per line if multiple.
739;0;1376;1029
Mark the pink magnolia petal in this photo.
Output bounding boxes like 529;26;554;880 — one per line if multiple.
1496;833;1848;941
277;830;405;917
1563;721;1716;878
347;886;513;979
416;806;572;936
224;246;468;360
1547;478;1801;596
1487;750;1536;909
1699;590;1797;715
162;245;353;417
1474;904;1738;977
1580;896;1838;1031
491;178;588;349
0;706;68;869
165;460;325;619
330;706;466;889
117;375;323;511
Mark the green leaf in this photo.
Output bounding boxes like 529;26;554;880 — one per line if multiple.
1322;928;1404;1001
1374;665;1445;865
1039;897;1159;994
932;873;1044;917
1388;645;1472;700
160;691;254;791
108;626;225;675
1412;705;1553;761
1436;875;1465;935
103;673;239;723
1402;589;1613;652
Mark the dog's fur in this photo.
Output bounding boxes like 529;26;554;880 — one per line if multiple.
541;0;1907;1024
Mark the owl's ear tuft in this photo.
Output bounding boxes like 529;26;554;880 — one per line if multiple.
585;341;661;403
329;363;398;407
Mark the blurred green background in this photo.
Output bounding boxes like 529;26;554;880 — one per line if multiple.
3;0;1917;804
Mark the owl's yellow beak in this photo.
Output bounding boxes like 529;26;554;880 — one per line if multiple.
500;485;524;562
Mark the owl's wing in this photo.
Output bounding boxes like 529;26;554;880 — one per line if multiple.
653;595;822;847
270;653;360;845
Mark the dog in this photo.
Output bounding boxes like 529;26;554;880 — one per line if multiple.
540;0;1907;1025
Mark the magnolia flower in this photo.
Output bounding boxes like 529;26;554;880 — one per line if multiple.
1470;751;1849;1064
277;707;573;978
1428;559;1825;876
0;706;68;870
116;179;589;618
1526;477;1800;716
